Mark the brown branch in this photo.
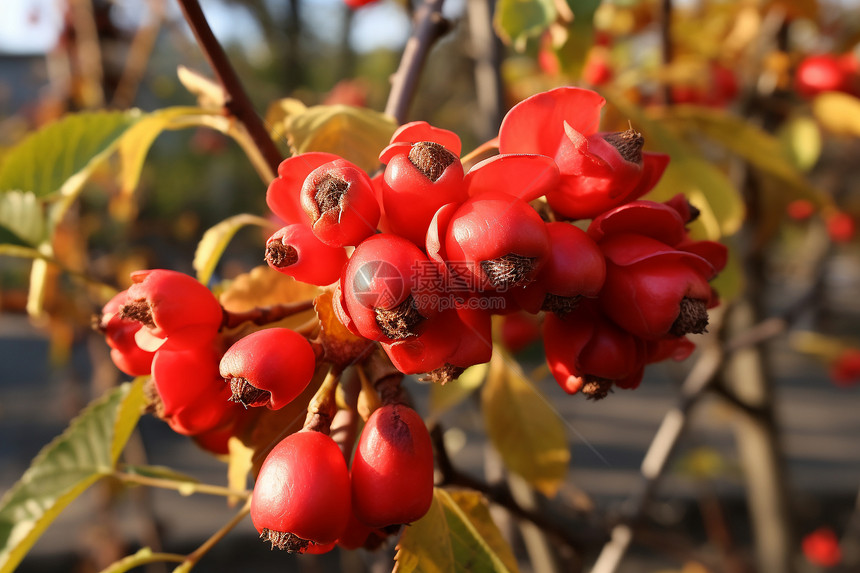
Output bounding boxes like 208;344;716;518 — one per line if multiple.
176;0;282;174
431;425;595;552
220;300;315;329
384;0;451;124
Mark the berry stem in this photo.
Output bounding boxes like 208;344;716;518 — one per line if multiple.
176;497;252;572
113;471;251;500
384;0;450;123
176;0;282;176
364;347;407;406
220;300;316;330
303;368;341;433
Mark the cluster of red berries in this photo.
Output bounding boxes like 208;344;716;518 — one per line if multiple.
794;52;860;99
98;86;728;554
265;86;726;397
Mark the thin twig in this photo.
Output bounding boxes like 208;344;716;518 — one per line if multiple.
220;300;316;330
114;471;251;500
176;0;282;174
384;0;451;123
178;497;252;571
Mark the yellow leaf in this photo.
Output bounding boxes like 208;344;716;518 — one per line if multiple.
226;437;254;507
283;105;397;174
481;350;569;497
812;92;860;137
779;115;821;172
314;289;375;370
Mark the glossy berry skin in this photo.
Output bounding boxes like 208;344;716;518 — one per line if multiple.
444;192;550;291
795;54;850;99
543;302;646;395
351;404;434;527
251;431;351;550
265;223;348;286
219;328;316;410
300;158;380;247
99;290;155;376
123;269;223;350
151;344;236;435
267;152;341;225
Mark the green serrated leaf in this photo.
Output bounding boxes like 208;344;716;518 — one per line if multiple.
0;111;141;198
395;489;518;573
495;0;557;51
427;363;489;426
0;378;147;573
481;351;569;497
193;214;274;285
98;548;184;573
283;105;397;174
0;191;44;246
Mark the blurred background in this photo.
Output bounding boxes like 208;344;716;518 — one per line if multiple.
1;0;860;572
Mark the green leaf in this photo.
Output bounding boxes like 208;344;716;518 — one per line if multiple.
193;213;274;285
0;111;141;198
427;363;489;426
0;191;44;246
281;104;397;174
394;489;518;573
98;548;184;573
481;351;569;497
494;0;557;51
0;378;147;573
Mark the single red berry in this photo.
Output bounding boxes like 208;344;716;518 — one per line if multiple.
379;134;467;247
786;199;815;221
830;348;860;387
98;289;155;376
120;269;223;350
300;158;380;247
826;211;855;243
150;344;236;435
342;234;439;341
219;328;316;410
802;527;842;567
265;223;348;286
500;312;542;354
251;430;351;552
795;54;850;99
351;404;434;527
444;192;550;291
267;152;341;225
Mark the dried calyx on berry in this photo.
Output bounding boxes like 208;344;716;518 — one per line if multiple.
603;127;644;163
669;297;709;337
408;141;457;182
374;294;425;339
480;253;539;289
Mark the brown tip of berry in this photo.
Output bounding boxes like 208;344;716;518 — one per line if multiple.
91;313;106;333
582;377;614;401
603;127;644;163
687;202;701;223
408;141;457;182
374;294;425;339
120;299;155;328
265;242;298;268
419;363;465;384
227;377;271;408
260;528;310;552
313;175;349;219
670;297;709;337
541;293;581;316
481;253;538;289
143;378;166;418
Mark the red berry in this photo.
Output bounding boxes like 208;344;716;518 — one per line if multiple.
500;312;541;354
121;269;223;350
351;404;434;527
826;211;855;243
251;431;351;552
267;152;341;225
795;54;850;99
379;137;466;247
150;344;236;435
830;348;860;387
786;199;815;221
99;289;155;376
444;192;550;291
802;527;842;567
300;158;380;247
265;223;348;286
219;328;316;410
